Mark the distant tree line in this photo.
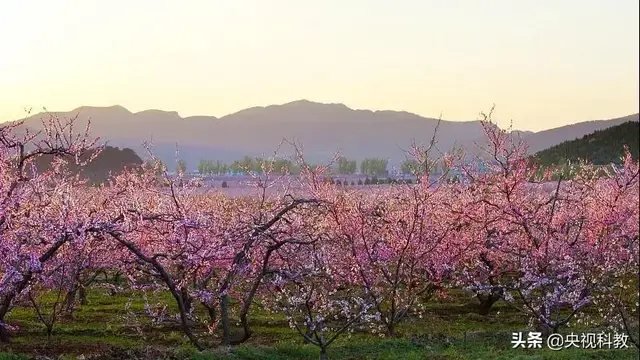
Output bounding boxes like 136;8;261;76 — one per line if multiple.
399;158;441;175
196;157;298;175
191;156;437;176
359;158;388;175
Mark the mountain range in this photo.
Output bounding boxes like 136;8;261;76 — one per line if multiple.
11;100;639;171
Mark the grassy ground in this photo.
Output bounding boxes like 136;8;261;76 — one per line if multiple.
0;287;637;359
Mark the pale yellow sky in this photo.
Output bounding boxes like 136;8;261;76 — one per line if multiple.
1;0;638;131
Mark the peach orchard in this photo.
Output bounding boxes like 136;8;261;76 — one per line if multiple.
0;114;637;359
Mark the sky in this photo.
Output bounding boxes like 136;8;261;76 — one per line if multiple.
0;0;638;131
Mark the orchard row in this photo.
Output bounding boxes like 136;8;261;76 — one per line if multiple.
0;115;637;359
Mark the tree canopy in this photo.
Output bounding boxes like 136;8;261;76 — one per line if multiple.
33;145;143;185
532;121;639;166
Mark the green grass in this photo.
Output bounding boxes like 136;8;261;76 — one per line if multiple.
0;288;637;359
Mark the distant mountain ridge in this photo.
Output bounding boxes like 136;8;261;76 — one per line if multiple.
11;100;639;171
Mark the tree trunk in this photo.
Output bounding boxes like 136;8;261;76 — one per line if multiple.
535;321;552;338
180;287;192;314
319;346;328;360
235;279;263;344
205;303;217;327
387;322;396;337
112;271;121;285
46;325;53;345
171;287;202;350
0;301;12;343
0;322;9;343
78;286;88;306
220;294;231;345
303;327;313;344
476;292;501;316
238;310;252;344
65;288;77;314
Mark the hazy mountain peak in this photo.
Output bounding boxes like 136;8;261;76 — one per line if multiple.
71;105;132;116
15;101;637;172
184;115;219;121
223;106;266;118
223;100;352;119
135;109;180;118
281;99;350;110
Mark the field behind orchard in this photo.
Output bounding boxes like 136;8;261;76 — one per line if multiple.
185;174;425;197
187;175;565;199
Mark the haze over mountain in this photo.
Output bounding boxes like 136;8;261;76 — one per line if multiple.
14;100;639;171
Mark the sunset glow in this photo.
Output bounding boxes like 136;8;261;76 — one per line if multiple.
1;0;638;130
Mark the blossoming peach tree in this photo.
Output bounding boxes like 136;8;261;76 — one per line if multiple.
0;115;116;341
0;110;637;357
